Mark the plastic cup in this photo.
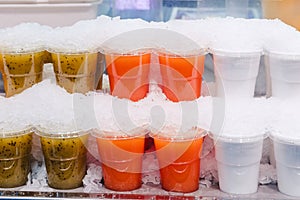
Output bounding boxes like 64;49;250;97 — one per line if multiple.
0;127;33;188
265;51;300;98
36;128;89;189
262;0;300;31
0;50;44;97
93;129;146;191
271;134;300;196
151;129;205;193
212;50;261;98
158;53;205;102
225;0;249;18
211;134;264;194
51;52;103;94
105;52;151;102
43;50;52;64
96;53;105;90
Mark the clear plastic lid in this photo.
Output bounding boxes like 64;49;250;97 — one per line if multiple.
34;125;90;138
92;126;149;140
209;132;268;143
150;126;207;141
0;125;33;138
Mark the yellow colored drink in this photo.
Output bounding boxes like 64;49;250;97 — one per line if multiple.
0;129;33;188
51;52;102;94
0;51;44;97
39;131;88;189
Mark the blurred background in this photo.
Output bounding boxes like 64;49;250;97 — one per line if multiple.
98;0;262;21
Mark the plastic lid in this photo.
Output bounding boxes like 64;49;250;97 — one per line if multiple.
34;125;90;138
209;132;268;143
0;126;33;138
92;126;149;139
270;130;300;145
150;126;207;141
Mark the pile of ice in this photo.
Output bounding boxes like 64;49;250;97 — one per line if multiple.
1;17;300;191
0;78;280;191
0;23;51;53
1;16;300;54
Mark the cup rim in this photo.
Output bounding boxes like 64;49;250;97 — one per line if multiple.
150;127;207;141
270;131;300;145
34;126;90;138
47;49;99;55
104;50;152;57
0;126;33;138
209;132;268;143
92;127;148;140
264;50;300;58
1;47;45;54
210;48;262;57
156;50;208;58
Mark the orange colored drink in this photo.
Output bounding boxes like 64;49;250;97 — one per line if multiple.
95;133;145;191
262;0;300;31
153;134;204;193
106;53;151;101
158;54;205;102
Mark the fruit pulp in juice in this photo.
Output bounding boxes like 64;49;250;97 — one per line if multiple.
0;132;32;188
40;134;88;189
0;51;44;97
96;136;145;191
51;52;99;93
158;55;205;102
106;53;151;101
154;136;203;193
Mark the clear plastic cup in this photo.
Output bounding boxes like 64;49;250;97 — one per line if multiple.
51;51;103;94
0;50;44;97
211;134;264;194
105;52;151;102
212;50;261;98
225;0;249;18
271;134;300;196
151;128;206;193
158;53;205;102
262;0;300;31
93;129;147;191
265;51;300;98
43;50;52;64
0;127;33;188
35;128;89;189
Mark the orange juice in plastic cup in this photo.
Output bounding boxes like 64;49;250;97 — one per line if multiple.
158;53;205;102
93;129;146;191
106;52;151;101
262;0;300;30
152;128;206;193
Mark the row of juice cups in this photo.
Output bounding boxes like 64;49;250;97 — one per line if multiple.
0;48;205;101
2;47;299;100
1;125;300;196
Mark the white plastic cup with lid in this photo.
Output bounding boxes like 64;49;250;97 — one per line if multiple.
212;50;261;98
271;133;300;196
265;51;300;98
210;133;265;194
